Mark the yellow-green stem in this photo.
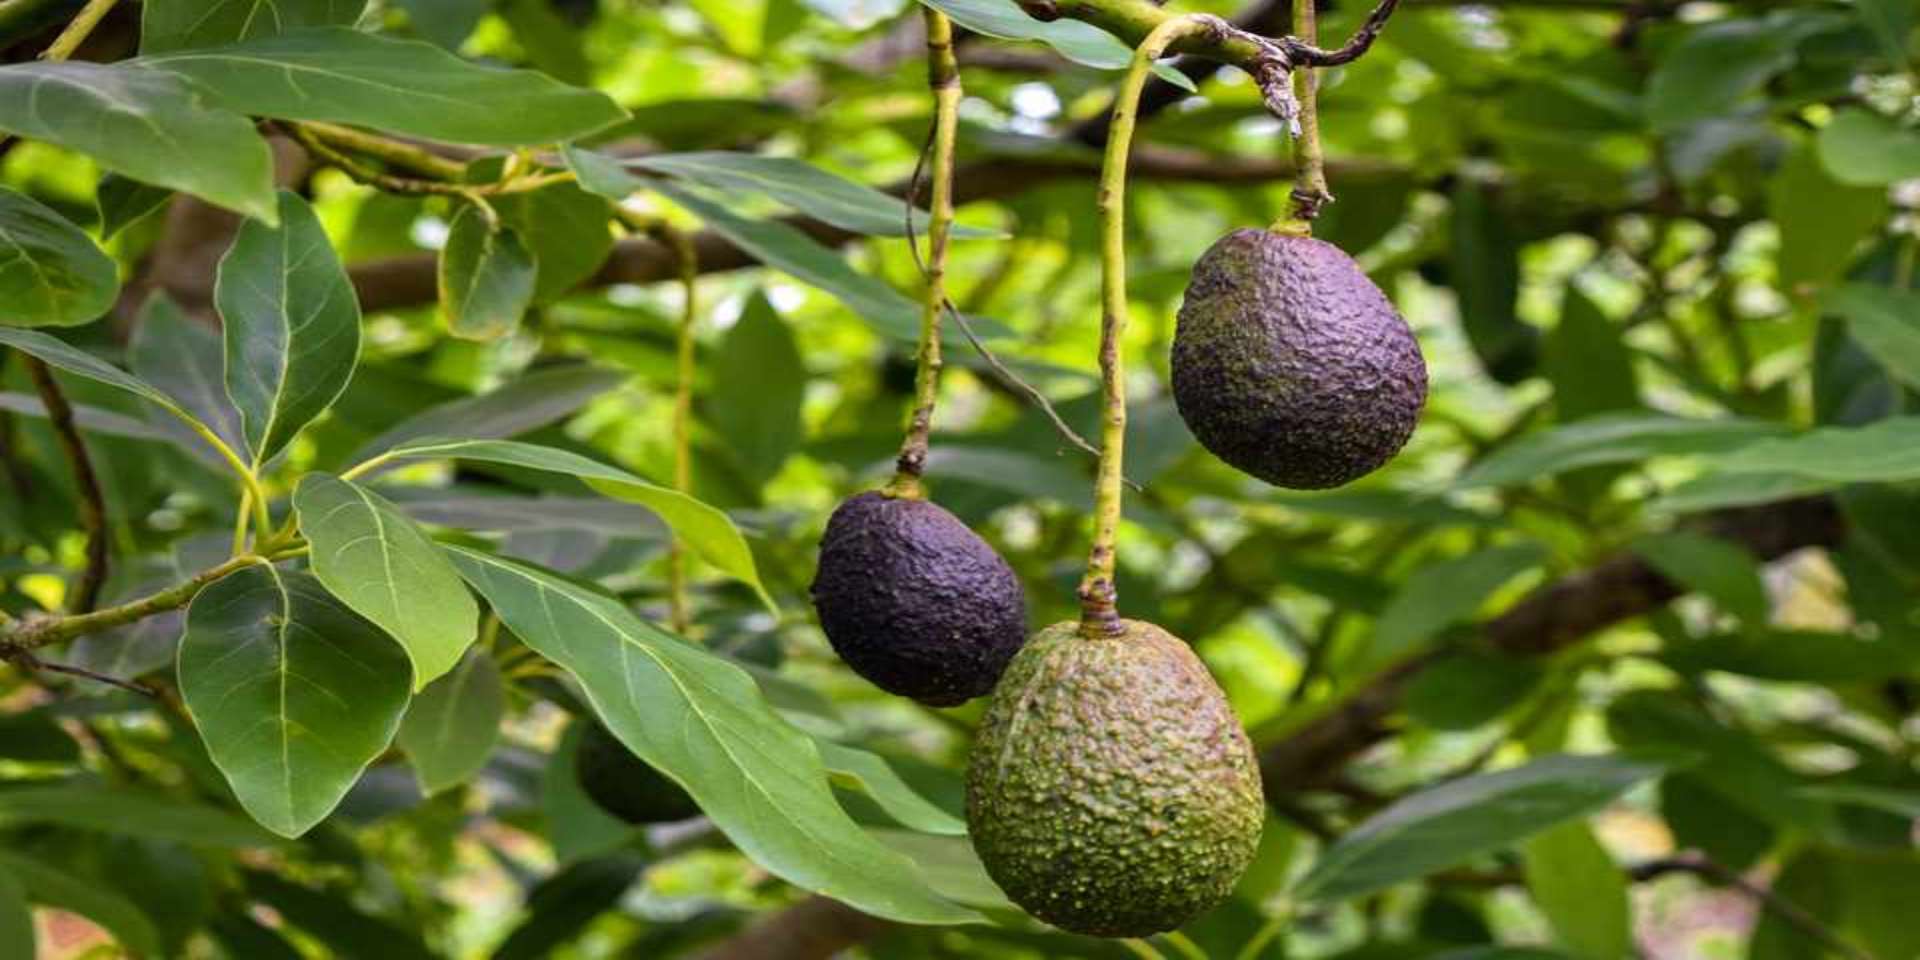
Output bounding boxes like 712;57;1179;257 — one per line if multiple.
299;122;467;180
885;7;963;501
658;223;699;636
1283;0;1329;228
1078;14;1218;638
1;554;261;651
38;0;113;61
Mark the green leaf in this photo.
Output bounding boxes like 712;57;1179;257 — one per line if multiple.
1769;140;1887;292
1653;471;1833;514
499;0;591;84
0;187;119;328
1607;690;1824;831
1710;415;1920;483
492;181;613;303
1449;183;1536;384
178;565;412;837
1854;0;1915;66
654;181;922;341
1543;285;1638;419
0;328;192;415
815;740;966;836
1632;531;1768;623
1644;15;1814;131
138;27;627;146
141;0;365;53
349;363;626;462
245;872;436;960
708;292;804;488
1522;821;1630;960
543;721;636;862
630;151;996;238
1826;284;1920;391
493;854;647;960
218;190;361;466
1818;109;1920;186
0;62;276;223
0;866;31;960
1457;413;1789;488
393;0;485;47
294;473;478;688
0;851;159;958
396;649;504;794
1365;544;1543;669
130;293;247;460
0;785;280;847
438;204;536;340
449;547;979;925
96;176;173;240
922;445;1091;506
0;709;78;763
912;0;1194;89
870;829;1016;912
1663;628;1914;683
1296;753;1666;902
378;438;773;611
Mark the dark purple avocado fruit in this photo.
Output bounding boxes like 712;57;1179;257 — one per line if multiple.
809;491;1028;706
1172;228;1428;489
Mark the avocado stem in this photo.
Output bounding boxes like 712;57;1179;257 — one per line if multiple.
1283;0;1330;227
654;223;699;636
1078;14;1221;639
886;7;963;502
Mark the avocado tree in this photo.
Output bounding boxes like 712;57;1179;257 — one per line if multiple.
0;0;1915;955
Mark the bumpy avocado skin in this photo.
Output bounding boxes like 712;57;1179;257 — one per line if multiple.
810;491;1028;706
1172;228;1428;489
966;620;1265;938
575;720;701;824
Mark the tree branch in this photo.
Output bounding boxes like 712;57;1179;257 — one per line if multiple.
23;357;107;613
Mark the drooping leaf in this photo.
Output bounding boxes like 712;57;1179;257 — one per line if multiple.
630;151;996;238
1825;284;1920;391
294;473;478;688
0;62;276;223
0;866;31;960
1296;753;1666;902
816;740;966;836
0;785;279;847
1607;690;1825;831
0;187;120;329
1709;415;1920;483
178;564;412;837
0;851;160;958
1632;531;1768;624
1644;14;1827;131
217;190;361;466
377;438;773;611
707;292;804;488
1457;414;1789;488
1653;471;1834;514
438;204;536;340
349;364;626;462
96;176;174;240
1662;628;1915;683
141;0;366;53
1522;821;1631;960
1449;182;1536;384
0;328;198;419
130;293;247;461
138;28;626;145
491;181;614;303
396;649;505;793
449;547;979;925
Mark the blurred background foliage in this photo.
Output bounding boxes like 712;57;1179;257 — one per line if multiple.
0;0;1917;956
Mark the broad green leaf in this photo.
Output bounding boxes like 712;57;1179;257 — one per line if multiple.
1854;0;1915;66
141;0;365;53
1800;783;1920;819
654;181;921;340
0;785;279;847
378;438;773;611
294;473;478;689
1711;416;1920;482
1457;414;1789;488
0;866;30;960
1826;284;1920;391
630;152;995;238
394;0;485;47
708;292;803;488
912;0;1194;89
0;851;160;958
245;872;436;960
1296;753;1666;902
1644;15;1823;131
493;855;648;960
130;294;247;461
493;181;614;302
1769;141;1887;292
349;363;626;462
438;204;536;340
816;740;966;836
218;190;361;466
1543;285;1638;419
396;649;504;793
1450;183;1536;384
500;0;591;83
1663;628;1914;683
870;829;1016;912
1365;544;1543;669
0;62;276;223
1522;821;1630;960
1654;471;1833;514
1818;109;1920;186
0;328;193;415
561;145;647;200
449;548;979;925
1607;690;1825;831
138;27;626;146
543;721;636;862
390;491;663;539
1632;531;1768;624
179;565;412;837
1403;650;1543;731
0;187;119;328
96;176;173;240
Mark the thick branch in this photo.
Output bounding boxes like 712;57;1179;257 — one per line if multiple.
1258;496;1845;790
0;554;259;653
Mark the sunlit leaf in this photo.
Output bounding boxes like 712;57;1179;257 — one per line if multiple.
141;0;365;53
438;204;536;340
0;187;119;328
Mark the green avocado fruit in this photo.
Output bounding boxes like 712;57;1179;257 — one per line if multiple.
965;620;1264;937
574;719;701;825
1172;227;1427;489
